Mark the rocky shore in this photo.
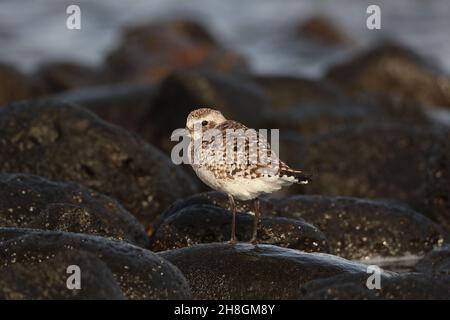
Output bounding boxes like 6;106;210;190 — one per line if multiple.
0;18;449;299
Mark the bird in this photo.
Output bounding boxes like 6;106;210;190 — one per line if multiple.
185;107;311;244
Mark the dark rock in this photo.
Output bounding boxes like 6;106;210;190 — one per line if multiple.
266;96;430;138
0;228;192;299
268;103;382;138
105;19;247;83
150;201;329;252
297;16;351;45
154;191;271;228
416;245;450;276
295;123;447;228
0;63;45;106
0;173;148;247
0;100;198;232
271;195;448;260
35;62;105;93
252;75;344;109
53;83;155;136
141;71;271;153
326;43;450;109
0;250;125;299
303;272;450;299
159;242;370;299
420;130;450;231
172;193;448;261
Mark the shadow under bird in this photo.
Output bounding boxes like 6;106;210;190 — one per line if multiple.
185;108;311;244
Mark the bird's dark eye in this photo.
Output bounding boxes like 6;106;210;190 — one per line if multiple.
201;120;209;126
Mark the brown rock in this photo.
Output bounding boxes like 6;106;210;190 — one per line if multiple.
252;75;345;109
0;63;45;106
35;62;105;93
297;16;351;45
105;19;247;83
326;43;450;109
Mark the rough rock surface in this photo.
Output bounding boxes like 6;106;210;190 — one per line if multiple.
293;124;448;229
0;250;125;299
160;242;371;299
0;228;191;299
168;192;448;261
0;100;198;231
150;202;329;252
0;173;148;247
271;195;448;260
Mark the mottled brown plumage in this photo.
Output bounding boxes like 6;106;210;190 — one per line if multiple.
185;108;311;244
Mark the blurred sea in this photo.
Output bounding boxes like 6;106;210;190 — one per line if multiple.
0;0;449;78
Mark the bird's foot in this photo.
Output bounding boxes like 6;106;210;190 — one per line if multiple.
250;237;258;245
228;238;238;245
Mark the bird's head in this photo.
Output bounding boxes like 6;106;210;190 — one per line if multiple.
186;108;227;133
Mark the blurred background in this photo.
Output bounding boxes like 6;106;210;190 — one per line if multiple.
1;0;450;76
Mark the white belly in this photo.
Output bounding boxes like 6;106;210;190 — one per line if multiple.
188;141;295;200
193;166;294;201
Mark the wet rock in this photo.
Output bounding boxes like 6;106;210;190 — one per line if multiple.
297;16;351;45
252;75;344;109
54;83;155;136
105;19;247;83
0;250;125;299
0;63;45;106
149;201;329;252
179;193;448;261
303;272;450;299
270;195;448;260
0;100;198;232
159;242;370;299
0;228;192;299
141;71;271;153
326;43;450;109
35;62;105;93
0;173;148;247
415;245;450;276
295;123;447;226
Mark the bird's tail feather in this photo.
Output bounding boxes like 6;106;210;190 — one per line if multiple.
279;169;311;184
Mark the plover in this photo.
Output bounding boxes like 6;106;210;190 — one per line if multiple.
185;108;311;244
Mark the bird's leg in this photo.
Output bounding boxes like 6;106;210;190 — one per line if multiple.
228;194;237;244
250;198;260;244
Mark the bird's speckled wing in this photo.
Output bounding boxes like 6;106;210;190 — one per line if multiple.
192;120;292;180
